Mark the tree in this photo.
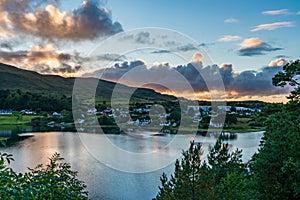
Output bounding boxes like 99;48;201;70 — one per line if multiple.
154;139;253;200
0;152;88;199
225;113;237;128
251;105;300;200
154;141;205;200
251;62;300;199
230;106;236;113
272;60;300;100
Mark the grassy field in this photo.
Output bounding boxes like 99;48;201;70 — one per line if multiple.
0;115;42;125
229;117;265;132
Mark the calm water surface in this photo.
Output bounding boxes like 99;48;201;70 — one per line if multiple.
0;131;263;200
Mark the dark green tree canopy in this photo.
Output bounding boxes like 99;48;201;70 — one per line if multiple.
272;60;300;100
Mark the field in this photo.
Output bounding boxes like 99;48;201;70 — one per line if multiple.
0;114;42;125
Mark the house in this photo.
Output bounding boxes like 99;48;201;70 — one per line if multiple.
160;120;171;126
217;106;231;112
187;105;212;115
87;108;97;114
103;108;113;117
20;110;36;115
209;120;223;128
119;109;129;118
0;109;12;115
53;112;64;118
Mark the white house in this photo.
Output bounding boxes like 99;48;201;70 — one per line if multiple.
0;109;12;115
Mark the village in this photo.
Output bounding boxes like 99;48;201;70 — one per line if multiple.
0;101;262;127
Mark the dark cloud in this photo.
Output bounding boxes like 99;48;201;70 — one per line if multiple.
0;0;123;41
274;55;290;59
35;65;51;73
52;63;81;74
0;50;27;61
0;42;13;51
228;66;288;96
199;42;215;47
176;44;198;52
87;59;289;98
219;64;234;86
151;43;197;54
238;38;283;56
134;31;154;44
151;50;172;54
92;54;127;62
239;44;283;56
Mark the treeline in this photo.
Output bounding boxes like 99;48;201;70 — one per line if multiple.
0;89;72;112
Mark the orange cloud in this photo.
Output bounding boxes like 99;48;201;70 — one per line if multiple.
240;38;263;48
0;44;81;76
268;58;287;67
190;53;203;63
238;38;283;56
0;0;123;41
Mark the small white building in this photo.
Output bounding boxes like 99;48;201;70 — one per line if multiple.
0;109;12;115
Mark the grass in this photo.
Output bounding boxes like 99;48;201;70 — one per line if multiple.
0;114;42;125
225;117;265;133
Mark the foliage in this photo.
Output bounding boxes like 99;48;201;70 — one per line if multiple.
0;89;72;112
154;139;255;200
251;103;300;200
0;152;88;199
272;60;300;100
224;113;237;128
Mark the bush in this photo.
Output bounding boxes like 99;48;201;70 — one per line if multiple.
0;152;88;199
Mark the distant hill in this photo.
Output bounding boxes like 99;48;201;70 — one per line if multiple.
0;63;176;101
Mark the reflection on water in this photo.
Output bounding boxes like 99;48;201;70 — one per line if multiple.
0;131;263;200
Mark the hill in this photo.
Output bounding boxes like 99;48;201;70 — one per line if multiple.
0;63;176;101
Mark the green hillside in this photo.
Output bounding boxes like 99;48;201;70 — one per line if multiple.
0;63;175;101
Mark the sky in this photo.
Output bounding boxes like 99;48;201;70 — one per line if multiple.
0;0;299;102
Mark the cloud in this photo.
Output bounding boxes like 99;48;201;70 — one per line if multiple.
262;9;290;15
218;35;241;42
224;18;239;23
85;54;289;99
151;50;172;54
190;53;203;63
176;44;198;52
134;31;154;44
297;11;300;15
52;63;81;74
227;66;288;97
274;55;290;59
151;43;198;54
251;21;294;32
268;58;287;67
0;0;123;41
238;38;283;56
0;42;12;51
0;44;82;75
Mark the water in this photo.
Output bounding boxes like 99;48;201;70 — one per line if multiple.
0;131;263;199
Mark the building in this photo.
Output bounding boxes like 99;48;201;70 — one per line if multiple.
0;109;12;115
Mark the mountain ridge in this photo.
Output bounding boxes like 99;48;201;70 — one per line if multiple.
0;63;176;101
